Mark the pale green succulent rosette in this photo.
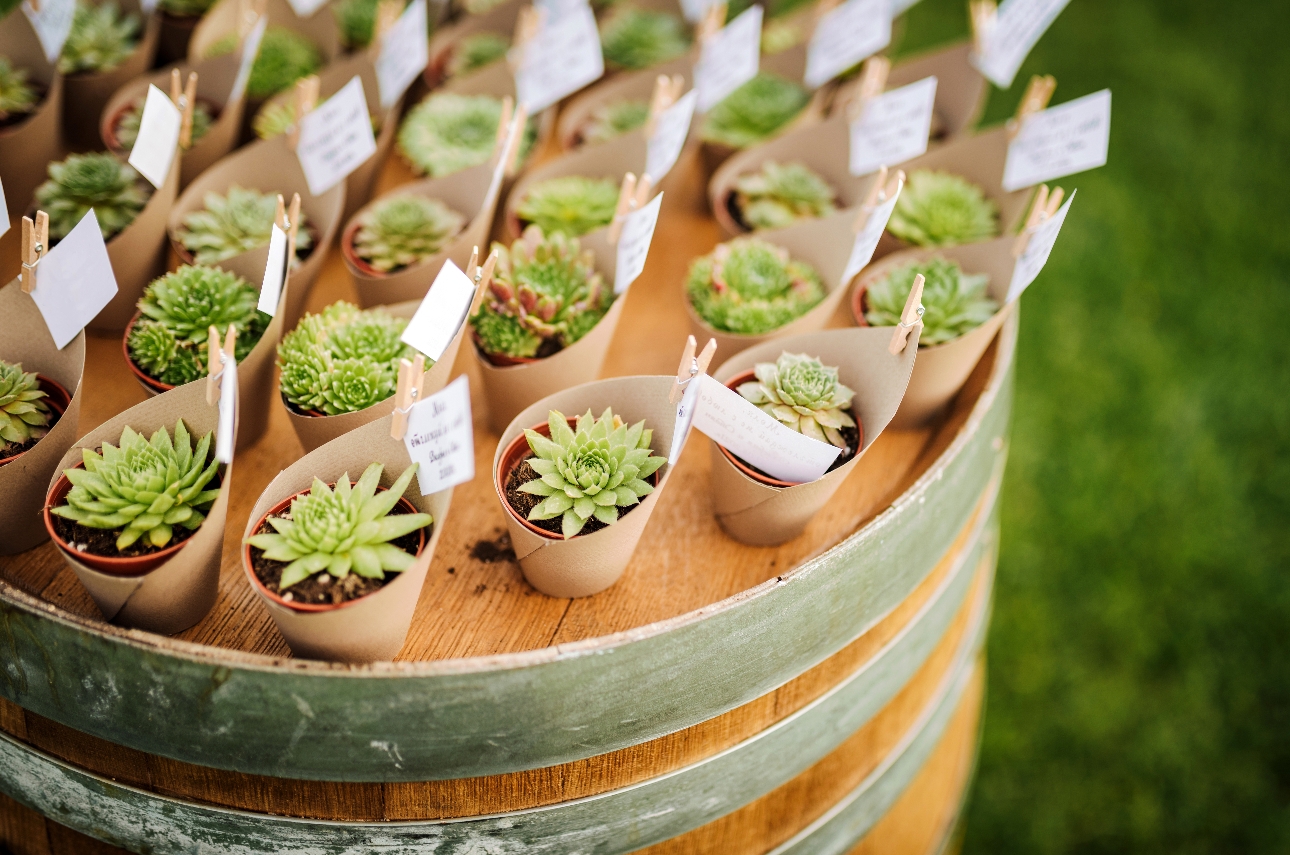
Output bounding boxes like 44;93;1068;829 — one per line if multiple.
177;185;314;266
515;175;620;237
700;73;809;150
35;152;150;241
886;170;1000;248
398;93;537;178
207;27;321;101
733;161;837;230
737;352;856;449
864;257;998;346
447;32;510;79
116;98;213;150
253;99;380;141
352;196;467;273
599;6;691;70
580;99;649;145
0;56;40;122
59;1;141;75
333;0;381;50
0;360;52;456
686;237;826;336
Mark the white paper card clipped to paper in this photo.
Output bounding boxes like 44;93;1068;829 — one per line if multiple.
804;0;892;90
1004;89;1110;191
849;76;937;176
614;192;663;295
215;357;238;464
296;76;378;196
127;85;182;189
400;260;477;361
230;16;268;103
841;188;901;286
645;89;697;182
1007;190;1074;303
376;0;429;109
22;0;75;63
695;5;762;112
257;224;288;316
28;211;119;350
285;0;329;18
972;0;1071;88
0;178;9;239
404;375;476;496
515;0;603;113
690;375;840;484
668;368;702;465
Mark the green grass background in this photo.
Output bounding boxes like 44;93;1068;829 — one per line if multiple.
892;1;1290;851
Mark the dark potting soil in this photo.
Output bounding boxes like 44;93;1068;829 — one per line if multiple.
470;533;516;563
0;83;47;131
51;469;220;559
504;456;651;538
249;503;428;606
0;405;62;464
733;420;862;483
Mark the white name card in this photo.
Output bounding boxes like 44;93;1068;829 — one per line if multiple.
849;76;937;176
695;5;762;112
285;0;329;17
804;0;892;90
972;0;1071;88
1007;190;1074;303
841;188;901;286
0;178;9;239
515;0;604;113
257;224;288;316
127;85;181;189
690;374;840;484
614;192;663;294
404;375;476;496
1003;89;1110;192
296;76;379;196
230;16;268;104
22;0;75;63
28;210;119;350
215;357;238;465
645;89;697;183
400;260;477;361
376;0;429;110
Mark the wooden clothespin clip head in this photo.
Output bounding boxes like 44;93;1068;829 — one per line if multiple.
373;0;402;48
284;193;302;262
505;103;529;177
697;2;727;45
206;325;221;404
607;172;639;244
465;245;480;281
511;5;542;69
287;75;321;150
1008;74;1056;140
495;95;513;148
390;354;427;440
888;274;925;355
969;0;997;56
854;165;890;229
477;248;498;291
237;0;265;38
669;335;717;403
20;212;49;295
179;72;198;149
1012;184;1064;257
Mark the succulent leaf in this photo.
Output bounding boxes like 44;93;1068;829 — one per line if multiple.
886;170;999;247
59;1;141;75
737;352;856;449
580;98;649;145
398;92;536;177
865;257;998;346
332;0;381;50
0;56;39;122
211;26;321;101
35;152;149;241
177;185;313;265
700;73;808;150
515;175;619;237
733;160;836;230
446;32;510;79
0;360;52;454
686;237;826;335
352;195;466;272
599;6;690;70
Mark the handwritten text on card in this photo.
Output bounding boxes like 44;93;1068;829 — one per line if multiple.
1007;191;1074;303
645;89;697;182
1003;89;1110;191
615;192;663;294
128;85;181;189
404;376;475;496
376;0;429;109
695;6;762;112
972;0;1071;88
28;211;119;350
515;1;603;113
400;260;477;361
842;189;902;286
296;76;378;196
804;0;892;89
849;76;937;176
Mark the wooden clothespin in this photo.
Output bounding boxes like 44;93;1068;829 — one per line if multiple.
20;212;48;295
494;95;514;150
969;0;997;57
645;73;684;137
607;172;653;244
237;0;266;38
670;335;717;404
465;244;500;314
390;354;426;440
846;55;891;122
854;166;904;230
1012;183;1064;257
1007;74;1056;140
696;2;727;45
206;324;237;405
373;0;403;50
510;4;542;71
169;69;199;149
287;75;320;150
504;103;529;177
274;192;302;271
888;273;924;355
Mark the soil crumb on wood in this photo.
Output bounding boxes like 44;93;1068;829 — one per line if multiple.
470;533;516;563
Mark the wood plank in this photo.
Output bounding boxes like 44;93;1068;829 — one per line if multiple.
0;791;51;855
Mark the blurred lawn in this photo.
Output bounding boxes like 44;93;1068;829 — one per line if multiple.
893;1;1290;852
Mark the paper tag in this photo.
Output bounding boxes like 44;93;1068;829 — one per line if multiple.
695;5;762;112
28;211;119;350
690;374;840;484
400;260;477;361
285;0;329;16
127;85;181;189
376;0;429;110
0;178;9;239
972;0;1071;88
22;0;75;63
668;371;702;465
230;16;268;104
614;192;663;294
295;76;378;196
1003;89;1110;192
257;224;288;316
403;375;475;496
849;76;937;176
841;189;901;286
515;0;603;113
678;0;721;22
215;357;238;465
645;89;697;183
804;0;891;89
1007;190;1074;303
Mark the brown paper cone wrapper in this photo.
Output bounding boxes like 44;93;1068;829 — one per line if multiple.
684;204;858;360
45;378;236;634
242;414;452;662
475;228;625;433
344;159;498;307
168;133;347;328
101;53;248;189
493;375;678;598
283;297;468;451
189;0;341;66
706;326;919;545
0;15;65;226
0;281;85;555
556;53;693;150
852;236;1015;428
156;9;201;65
61;0;160;150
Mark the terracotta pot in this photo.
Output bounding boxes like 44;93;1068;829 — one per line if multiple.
243;486;429;613
0;375;71;469
851;285;872;329
339;220;386;278
279;391;327;420
121;313;173;396
103;97;222;157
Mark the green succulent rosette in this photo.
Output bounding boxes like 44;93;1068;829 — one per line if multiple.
864;257;998;346
580;98;649;145
35;152;149;241
446;32;510;79
59;1;141;76
700;73;808;150
0;56;39;123
599;6;690;70
177;185;314;266
737;352;856;449
686;237;826;335
733;161;836;230
208;26;321;101
352;195;467;273
886;170;1000;248
515;175;620;237
398;92;537;178
0;360;52;456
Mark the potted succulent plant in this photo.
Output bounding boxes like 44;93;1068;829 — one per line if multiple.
598;6;690;71
884;169;999;249
155;0;216;64
107;93;215;152
1;12;63;224
341;194;467;277
511;174;620;238
205;25;322;102
853;256;997;345
174;184;315;265
443;31;509;80
729;160;836;231
0;358;70;468
35;151;150;244
0;54;41;131
699;73;808;174
398;92;534;178
333;0;382;51
685;236;826;339
59;0;157;149
577;98;648;146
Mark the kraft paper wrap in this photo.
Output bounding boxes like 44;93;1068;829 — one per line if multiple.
706;326;919;545
345;159;498;308
101;53;247;189
189;0;341;66
709;40;987;238
0;14;65;228
0;281;84;555
89;151;180;331
426;0;522;89
684;203;859;360
168;133;346;327
494;375;678;598
242;414;452;662
45;377;236;635
61;0;160;150
284;297;468;452
475;228;625;433
852;236;1015;428
556;53;693;150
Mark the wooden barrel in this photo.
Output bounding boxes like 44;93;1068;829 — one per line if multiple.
0;151;1014;854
